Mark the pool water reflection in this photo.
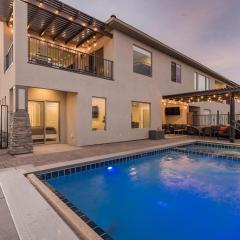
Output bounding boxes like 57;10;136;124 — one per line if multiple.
48;151;240;240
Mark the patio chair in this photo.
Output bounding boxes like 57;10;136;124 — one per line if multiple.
202;126;212;137
187;126;199;135
216;126;231;139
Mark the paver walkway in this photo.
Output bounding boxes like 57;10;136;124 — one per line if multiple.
0;136;191;169
0;136;239;169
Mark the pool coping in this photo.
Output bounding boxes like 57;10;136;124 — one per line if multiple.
25;139;240;240
28;174;103;240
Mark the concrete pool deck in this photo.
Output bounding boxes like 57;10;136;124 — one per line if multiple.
1;136;240;240
1;135;239;170
0;187;20;240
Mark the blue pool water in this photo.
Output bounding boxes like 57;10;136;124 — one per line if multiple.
47;151;240;240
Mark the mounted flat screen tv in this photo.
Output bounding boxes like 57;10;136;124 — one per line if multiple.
165;107;180;116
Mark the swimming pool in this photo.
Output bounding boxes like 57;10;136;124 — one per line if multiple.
42;148;240;240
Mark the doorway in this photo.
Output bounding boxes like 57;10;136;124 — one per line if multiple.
189;106;200;126
28;101;60;144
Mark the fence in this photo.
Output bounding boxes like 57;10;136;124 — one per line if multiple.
192;113;240;127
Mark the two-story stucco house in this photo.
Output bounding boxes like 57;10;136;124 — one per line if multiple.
0;0;239;154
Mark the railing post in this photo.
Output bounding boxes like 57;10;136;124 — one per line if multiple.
216;111;220;126
229;94;235;143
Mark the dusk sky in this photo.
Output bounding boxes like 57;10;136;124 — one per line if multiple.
66;0;240;84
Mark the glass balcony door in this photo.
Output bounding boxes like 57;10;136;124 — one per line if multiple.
28;101;60;144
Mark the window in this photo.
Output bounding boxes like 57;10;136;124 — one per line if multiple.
92;97;106;131
171;62;181;83
133;45;152;76
194;72;210;91
131;102;150;129
194;72;197;90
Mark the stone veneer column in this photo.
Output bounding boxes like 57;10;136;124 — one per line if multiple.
8;110;33;155
8;86;33;155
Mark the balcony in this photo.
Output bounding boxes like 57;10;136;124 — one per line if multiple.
28;37;113;80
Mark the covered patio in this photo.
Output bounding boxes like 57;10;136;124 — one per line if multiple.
162;87;240;142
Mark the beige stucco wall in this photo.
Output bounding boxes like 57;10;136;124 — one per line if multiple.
10;0;161;146
0;20;14;106
0;0;239;147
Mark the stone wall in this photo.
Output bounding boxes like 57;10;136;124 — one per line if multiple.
8;110;33;155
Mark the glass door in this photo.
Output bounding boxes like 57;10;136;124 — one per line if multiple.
28;101;45;144
45;102;59;143
28;101;60;144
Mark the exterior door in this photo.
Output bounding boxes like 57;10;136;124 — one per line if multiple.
45;102;59;143
28;101;45;144
28;101;59;144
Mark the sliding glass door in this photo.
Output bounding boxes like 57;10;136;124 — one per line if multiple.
45;102;59;143
28;101;60;144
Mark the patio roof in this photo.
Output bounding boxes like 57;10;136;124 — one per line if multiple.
162;87;240;103
0;0;13;22
25;0;112;47
1;0;112;47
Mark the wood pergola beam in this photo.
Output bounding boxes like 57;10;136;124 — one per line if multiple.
27;6;39;28
6;6;13;26
52;21;72;41
65;27;83;44
39;14;57;36
163;87;240;101
21;0;112;38
76;32;95;48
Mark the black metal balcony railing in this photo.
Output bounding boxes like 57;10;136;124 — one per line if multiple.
192;114;240;127
28;37;113;80
5;44;13;71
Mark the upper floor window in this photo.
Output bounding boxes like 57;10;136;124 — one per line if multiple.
171;62;181;83
194;72;210;91
133;45;152;77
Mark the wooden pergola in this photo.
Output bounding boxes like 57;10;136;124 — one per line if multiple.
163;87;240;142
0;0;113;47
